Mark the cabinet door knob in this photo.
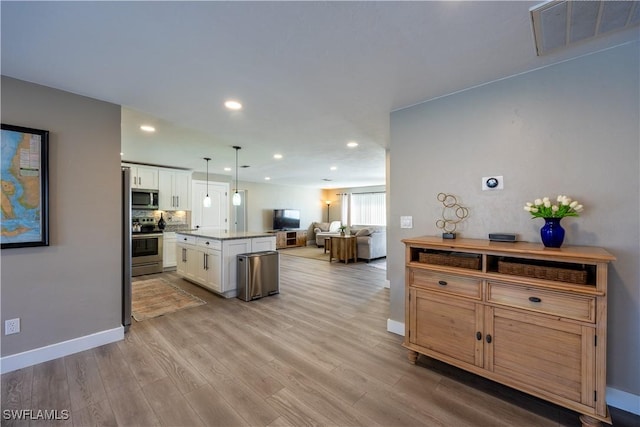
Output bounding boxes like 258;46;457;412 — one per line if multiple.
486;334;492;344
529;296;542;303
438;280;447;286
476;332;482;341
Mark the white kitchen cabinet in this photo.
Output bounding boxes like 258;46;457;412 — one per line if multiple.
176;235;197;281
159;168;191;210
175;232;275;298
163;232;177;269
123;163;159;190
252;236;277;252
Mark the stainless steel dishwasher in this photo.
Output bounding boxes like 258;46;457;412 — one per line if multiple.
237;251;279;301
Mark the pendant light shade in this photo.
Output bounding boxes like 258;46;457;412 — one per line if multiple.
203;157;211;207
232;146;242;206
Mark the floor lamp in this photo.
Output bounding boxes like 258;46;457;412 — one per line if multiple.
326;201;331;222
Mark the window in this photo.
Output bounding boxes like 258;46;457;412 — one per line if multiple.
350;192;386;226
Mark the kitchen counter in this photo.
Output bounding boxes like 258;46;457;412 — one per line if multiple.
175;229;275;240
175;230;276;298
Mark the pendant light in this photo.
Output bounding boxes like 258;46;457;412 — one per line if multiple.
232;146;242;206
203;157;211;207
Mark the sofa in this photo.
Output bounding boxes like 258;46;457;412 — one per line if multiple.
350;225;386;262
311;221;342;247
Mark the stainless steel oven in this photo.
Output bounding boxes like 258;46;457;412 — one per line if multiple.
132;232;163;276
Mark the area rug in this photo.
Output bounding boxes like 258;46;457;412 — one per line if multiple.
132;278;206;321
279;246;330;260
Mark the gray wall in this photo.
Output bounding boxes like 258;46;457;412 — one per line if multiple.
389;43;639;395
240;181;324;232
1;77;122;356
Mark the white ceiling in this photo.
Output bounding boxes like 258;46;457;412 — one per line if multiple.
2;1;638;188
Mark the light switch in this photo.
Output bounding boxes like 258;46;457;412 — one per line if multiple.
400;216;413;229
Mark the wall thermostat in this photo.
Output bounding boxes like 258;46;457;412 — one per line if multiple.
482;176;504;191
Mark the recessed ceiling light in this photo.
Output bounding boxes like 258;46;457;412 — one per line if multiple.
140;125;156;132
120;152;124;156
224;100;242;110
347;141;358;148
273;154;283;159
330;166;337;171
224;167;231;172
265;177;271;181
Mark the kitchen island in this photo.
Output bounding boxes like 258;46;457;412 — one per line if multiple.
175;230;276;298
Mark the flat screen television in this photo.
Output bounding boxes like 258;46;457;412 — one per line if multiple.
273;209;300;230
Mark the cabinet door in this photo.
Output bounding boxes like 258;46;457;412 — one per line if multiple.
253;236;276;252
222;239;251;293
163;233;177;268
193;251;208;284
158;170;174;209
409;287;483;368
296;231;307;247
275;232;286;249
486;307;596;409
135;166;159;190
206;249;222;292
173;171;191;210
176;245;188;276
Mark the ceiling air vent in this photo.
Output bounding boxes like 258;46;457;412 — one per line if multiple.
531;0;640;55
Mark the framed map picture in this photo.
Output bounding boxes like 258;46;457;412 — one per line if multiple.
1;124;49;249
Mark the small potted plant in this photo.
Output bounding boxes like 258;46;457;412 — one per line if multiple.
338;225;347;236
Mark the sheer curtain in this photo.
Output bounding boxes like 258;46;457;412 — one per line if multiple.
340;193;349;225
350;192;386;226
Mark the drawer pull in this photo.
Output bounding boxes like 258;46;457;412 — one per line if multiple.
476;332;482;341
486;334;492;344
529;296;542;303
438;280;448;286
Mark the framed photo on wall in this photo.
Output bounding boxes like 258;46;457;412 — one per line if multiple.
1;123;49;249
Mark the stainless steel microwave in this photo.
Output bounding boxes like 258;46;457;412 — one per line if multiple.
131;189;159;210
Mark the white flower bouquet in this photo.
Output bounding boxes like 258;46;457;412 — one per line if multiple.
524;195;584;219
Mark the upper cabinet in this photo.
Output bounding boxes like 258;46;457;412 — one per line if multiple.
123;163;159;190
159;168;191;211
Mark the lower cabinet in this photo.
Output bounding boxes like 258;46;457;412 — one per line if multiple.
176;234;275;298
163;232;177;269
403;236;614;426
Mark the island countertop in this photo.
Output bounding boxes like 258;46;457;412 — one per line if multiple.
175;229;275;241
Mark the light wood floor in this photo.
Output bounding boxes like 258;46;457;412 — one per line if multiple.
2;254;638;426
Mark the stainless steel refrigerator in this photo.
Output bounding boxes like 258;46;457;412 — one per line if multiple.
122;167;132;332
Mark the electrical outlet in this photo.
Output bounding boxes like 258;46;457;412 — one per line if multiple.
5;318;20;335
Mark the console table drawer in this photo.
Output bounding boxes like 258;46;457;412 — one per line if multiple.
410;269;481;299
487;282;595;322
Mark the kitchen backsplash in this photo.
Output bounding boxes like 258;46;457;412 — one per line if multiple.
132;209;191;230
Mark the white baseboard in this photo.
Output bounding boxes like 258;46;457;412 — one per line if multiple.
387;318;404;336
0;326;124;374
385;319;638;415
607;387;640;416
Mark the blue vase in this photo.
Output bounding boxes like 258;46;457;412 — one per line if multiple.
540;217;565;248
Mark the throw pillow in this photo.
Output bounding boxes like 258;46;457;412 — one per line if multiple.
355;228;372;236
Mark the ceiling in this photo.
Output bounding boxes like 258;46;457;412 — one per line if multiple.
2;1;638;188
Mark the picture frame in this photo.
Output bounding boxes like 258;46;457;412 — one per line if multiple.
1;123;50;249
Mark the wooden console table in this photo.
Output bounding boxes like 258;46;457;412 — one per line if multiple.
403;236;615;427
329;235;357;264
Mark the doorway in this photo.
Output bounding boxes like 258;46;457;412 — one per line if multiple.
191;180;229;231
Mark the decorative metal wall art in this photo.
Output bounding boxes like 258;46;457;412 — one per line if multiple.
435;193;468;239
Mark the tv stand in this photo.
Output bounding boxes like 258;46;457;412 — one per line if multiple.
274;230;307;249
